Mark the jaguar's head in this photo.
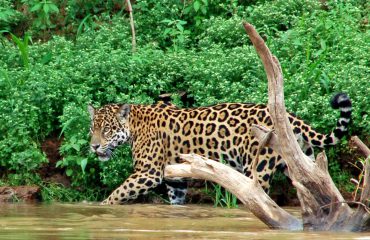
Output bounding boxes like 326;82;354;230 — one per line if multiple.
88;104;131;161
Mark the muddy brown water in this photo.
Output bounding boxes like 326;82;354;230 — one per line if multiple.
0;203;369;239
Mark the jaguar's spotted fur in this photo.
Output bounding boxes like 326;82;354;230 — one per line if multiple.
88;93;352;205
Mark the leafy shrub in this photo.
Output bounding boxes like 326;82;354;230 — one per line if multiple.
0;78;49;183
0;1;26;31
25;0;60;30
0;0;368;201
245;0;319;32
271;2;370;135
198;16;249;48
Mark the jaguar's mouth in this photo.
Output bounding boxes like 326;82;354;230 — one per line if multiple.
95;150;112;161
91;144;114;162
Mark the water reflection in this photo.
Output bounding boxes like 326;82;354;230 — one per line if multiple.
0;203;369;239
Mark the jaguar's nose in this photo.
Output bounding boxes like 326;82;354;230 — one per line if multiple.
91;144;100;151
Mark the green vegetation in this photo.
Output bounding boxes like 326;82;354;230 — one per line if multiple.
205;157;239;208
0;0;368;203
210;183;238;209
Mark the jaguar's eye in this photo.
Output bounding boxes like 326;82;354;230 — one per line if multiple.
89;127;93;134
102;127;110;135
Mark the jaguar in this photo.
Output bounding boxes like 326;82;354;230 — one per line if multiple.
88;93;352;205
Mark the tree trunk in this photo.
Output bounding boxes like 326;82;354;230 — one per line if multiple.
164;22;370;232
125;0;136;53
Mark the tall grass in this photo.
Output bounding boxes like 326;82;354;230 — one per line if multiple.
10;33;31;70
212;183;238;208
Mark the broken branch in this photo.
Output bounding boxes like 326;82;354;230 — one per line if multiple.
164;153;302;230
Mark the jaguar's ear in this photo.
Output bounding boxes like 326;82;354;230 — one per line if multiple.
88;105;95;120
117;104;131;121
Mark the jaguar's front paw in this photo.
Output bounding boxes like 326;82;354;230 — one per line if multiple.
100;199;109;205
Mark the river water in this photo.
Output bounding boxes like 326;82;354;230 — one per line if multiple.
0;203;369;239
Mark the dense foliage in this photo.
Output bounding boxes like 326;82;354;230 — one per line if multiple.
0;0;368;202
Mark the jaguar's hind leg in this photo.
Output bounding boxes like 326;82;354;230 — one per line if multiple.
302;144;315;161
296;133;315;160
165;179;188;205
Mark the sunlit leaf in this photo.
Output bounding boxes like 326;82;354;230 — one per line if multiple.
80;158;88;174
66;169;73;176
30;3;42;12
193;1;200;12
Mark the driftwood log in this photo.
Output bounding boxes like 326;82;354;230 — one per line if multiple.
165;153;302;230
164;22;370;231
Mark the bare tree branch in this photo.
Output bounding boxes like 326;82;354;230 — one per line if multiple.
349;136;370;203
351;136;370;158
243;22;357;231
126;0;136;53
164;153;302;230
361;157;370;203
251;125;281;155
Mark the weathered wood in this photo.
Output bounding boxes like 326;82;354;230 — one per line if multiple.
351;136;370;158
243;22;357;231
347;159;370;231
348;150;370;231
316;151;329;174
350;136;370;203
251;125;281;155
164;153;302;230
126;0;136;53
252;125;370;231
361;157;370;203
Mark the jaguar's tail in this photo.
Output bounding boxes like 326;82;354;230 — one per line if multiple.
327;93;352;144
294;93;352;148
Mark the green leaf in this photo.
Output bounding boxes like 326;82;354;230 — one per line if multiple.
72;144;80;152
176;23;184;32
77;14;91;37
30;3;42;12
195;18;201;26
55;160;63;168
183;6;192;14
59;116;78;138
77;139;87;145
10;33;29;69
49;4;59;13
43;3;50;14
201;6;207;15
80;158;88;174
320;39;326;50
193;1;200;12
66;169;73;176
160;19;172;24
163;28;171;36
40;52;52;64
